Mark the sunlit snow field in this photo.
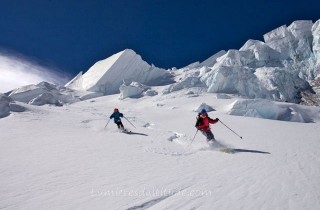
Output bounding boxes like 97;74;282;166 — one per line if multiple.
1;91;320;210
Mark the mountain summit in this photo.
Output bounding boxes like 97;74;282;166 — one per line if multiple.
65;49;173;95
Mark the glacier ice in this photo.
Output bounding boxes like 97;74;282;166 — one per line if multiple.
0;94;25;118
8;82;83;105
312;20;320;61
193;19;319;103
119;82;150;99
0;94;11;118
228;99;319;123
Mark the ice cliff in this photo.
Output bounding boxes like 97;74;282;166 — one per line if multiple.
166;20;320;104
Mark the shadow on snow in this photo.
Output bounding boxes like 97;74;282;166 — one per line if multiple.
231;148;270;154
123;131;149;136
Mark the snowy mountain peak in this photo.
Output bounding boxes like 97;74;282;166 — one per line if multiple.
66;49;173;95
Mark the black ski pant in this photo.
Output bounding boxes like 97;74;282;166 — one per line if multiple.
200;130;215;141
115;121;124;129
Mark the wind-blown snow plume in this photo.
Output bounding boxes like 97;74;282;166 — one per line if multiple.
0;52;69;93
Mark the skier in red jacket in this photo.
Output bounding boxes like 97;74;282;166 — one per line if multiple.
195;109;219;142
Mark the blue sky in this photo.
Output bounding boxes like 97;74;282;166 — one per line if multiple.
0;0;319;78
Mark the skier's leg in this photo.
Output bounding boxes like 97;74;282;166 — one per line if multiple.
200;130;210;140
119;121;124;129
206;131;215;142
116;121;121;129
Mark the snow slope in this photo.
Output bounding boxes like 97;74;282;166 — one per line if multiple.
1;19;320;209
1;91;320;210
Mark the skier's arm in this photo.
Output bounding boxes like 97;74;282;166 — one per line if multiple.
120;113;124;118
195;117;201;129
110;113;114;119
208;117;219;124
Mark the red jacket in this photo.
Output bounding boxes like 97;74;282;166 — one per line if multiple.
195;114;218;131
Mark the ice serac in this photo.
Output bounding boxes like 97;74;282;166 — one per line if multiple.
228;99;319;123
0;94;25;118
263;21;314;60
119;82;150;99
199;50;226;67
263;25;297;60
0;94;11;118
8;82;81;105
312;20;320;61
194;19;320;104
66;49;173;95
65;71;83;90
217;50;255;67
239;39;281;65
288;20;313;40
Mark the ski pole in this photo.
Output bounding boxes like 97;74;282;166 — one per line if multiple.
189;129;199;146
104;119;111;129
219;120;243;139
124;116;136;129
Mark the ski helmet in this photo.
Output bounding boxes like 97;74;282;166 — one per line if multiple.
201;109;207;114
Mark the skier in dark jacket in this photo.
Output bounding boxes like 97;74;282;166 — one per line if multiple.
110;108;124;130
195;109;219;142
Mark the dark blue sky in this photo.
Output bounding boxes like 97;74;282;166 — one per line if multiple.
0;0;319;77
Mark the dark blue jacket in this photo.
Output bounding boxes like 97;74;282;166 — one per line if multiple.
110;111;123;122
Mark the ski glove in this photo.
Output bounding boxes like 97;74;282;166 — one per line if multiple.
215;118;219;121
